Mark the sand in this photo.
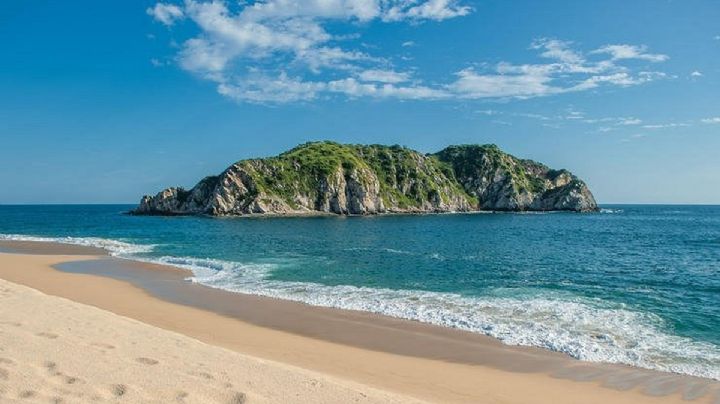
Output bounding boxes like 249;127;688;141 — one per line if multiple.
0;245;718;403
0;278;421;403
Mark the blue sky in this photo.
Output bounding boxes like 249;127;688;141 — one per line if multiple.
1;0;718;204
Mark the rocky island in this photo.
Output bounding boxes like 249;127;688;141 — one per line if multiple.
132;142;598;216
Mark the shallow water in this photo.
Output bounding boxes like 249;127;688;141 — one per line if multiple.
1;204;718;380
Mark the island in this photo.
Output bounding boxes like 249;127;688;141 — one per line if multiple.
132;142;598;216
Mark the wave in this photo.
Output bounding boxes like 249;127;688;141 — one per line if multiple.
2;232;719;380
600;208;624;214
0;233;155;256
153;254;720;381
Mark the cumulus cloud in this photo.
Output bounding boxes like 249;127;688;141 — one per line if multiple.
147;1;669;104
691;70;703;77
161;1;467;76
147;3;184;26
701;117;720;124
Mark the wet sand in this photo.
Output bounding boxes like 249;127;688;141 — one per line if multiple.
1;240;718;403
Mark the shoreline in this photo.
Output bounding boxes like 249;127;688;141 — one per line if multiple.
126;207;597;218
1;240;718;403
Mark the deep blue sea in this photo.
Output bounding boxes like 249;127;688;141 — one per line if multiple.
1;204;718;379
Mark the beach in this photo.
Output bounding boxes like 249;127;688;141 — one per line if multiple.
4;0;717;401
0;240;718;403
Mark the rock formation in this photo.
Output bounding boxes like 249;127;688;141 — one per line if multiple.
132;142;598;216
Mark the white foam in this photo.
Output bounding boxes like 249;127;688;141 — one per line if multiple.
171;256;720;381
600;208;624;214
0;234;154;256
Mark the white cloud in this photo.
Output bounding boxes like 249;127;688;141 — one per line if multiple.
447;68;557;99
642;123;690;129
582;116;642;127
691;70;703;77
239;0;381;22
298;47;377;73
617;117;642;125
515;112;550;120
147;2;670;104
327;78;448;99
532;39;584;64
147;3;184;26
382;0;471;21
216;72;448;103
443;45;668;101
591;44;668;62
475;109;659;132
217;73;325;103
166;0;468;76
564;109;585;120
701;117;720;124
357;69;411;83
401;41;416;47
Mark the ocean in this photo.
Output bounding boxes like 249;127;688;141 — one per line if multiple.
1;204;718;380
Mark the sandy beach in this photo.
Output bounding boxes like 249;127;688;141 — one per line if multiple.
1;241;718;403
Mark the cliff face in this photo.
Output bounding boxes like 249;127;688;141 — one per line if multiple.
133;142;597;216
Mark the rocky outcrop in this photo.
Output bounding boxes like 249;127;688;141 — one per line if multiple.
433;145;597;211
132;142;598;216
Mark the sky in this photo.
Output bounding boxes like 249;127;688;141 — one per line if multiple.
0;0;719;204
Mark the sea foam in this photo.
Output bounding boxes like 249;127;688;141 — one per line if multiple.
171;252;720;381
0;234;154;256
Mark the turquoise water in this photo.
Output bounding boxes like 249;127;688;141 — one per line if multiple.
1;205;719;379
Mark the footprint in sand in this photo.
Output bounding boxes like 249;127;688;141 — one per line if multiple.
44;361;60;375
135;357;159;365
0;358;14;365
19;390;36;399
228;392;246;404
64;376;80;385
0;368;8;380
36;332;59;339
91;342;115;350
195;371;214;380
112;384;127;397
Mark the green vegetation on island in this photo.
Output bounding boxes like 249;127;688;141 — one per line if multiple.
133;141;598;216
